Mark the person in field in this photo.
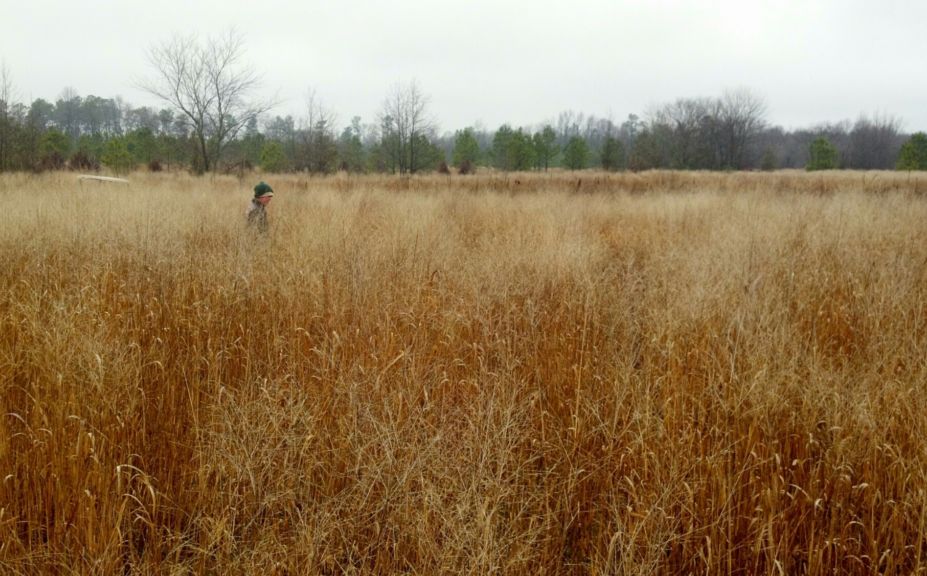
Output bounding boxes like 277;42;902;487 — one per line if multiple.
247;181;274;232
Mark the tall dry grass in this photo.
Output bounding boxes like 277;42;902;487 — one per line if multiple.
0;170;926;574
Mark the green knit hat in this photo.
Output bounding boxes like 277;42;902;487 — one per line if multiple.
254;181;274;198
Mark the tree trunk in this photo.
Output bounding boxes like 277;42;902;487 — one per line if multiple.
198;132;210;173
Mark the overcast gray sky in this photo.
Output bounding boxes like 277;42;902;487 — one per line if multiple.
3;0;926;133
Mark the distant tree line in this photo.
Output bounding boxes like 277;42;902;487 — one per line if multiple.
2;56;926;175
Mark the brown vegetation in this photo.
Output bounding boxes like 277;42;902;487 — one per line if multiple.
0;170;926;574
69;151;100;172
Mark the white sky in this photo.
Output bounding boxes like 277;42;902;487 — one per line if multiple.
3;0;926;133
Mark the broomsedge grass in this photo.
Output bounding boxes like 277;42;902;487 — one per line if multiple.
0;170;925;574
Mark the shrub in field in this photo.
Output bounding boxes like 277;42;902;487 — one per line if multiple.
69;150;100;171
437;160;450;174
221;158;253;177
897;132;927;170
458;159;474;175
38;151;65;171
148;159;163;172
807;136;839;170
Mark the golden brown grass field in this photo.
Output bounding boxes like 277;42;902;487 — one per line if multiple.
1;170;926;575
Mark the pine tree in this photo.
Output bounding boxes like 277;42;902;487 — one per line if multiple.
896;133;927;170
100;137;134;175
260;141;287;173
807;137;838;171
563;136;589;170
452;128;480;168
600;136;626;171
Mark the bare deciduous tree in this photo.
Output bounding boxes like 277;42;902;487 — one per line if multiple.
651;97;717;168
646;89;767;170
378;81;433;174
298;88;338;173
141;31;273;173
0;61;16;172
716;88;767;169
848;114;903;169
55;87;82;143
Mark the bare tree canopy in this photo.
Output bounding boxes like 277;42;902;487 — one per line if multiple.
847;114;903;170
716;88;767;169
0;62;17;172
378;81;434;174
643;88;767;170
141;30;273;173
297;88;338;173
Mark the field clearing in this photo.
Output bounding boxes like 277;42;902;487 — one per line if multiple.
1;170;926;574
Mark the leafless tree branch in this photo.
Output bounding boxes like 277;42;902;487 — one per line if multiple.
140;30;274;173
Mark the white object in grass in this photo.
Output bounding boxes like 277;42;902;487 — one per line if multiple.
78;175;130;184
